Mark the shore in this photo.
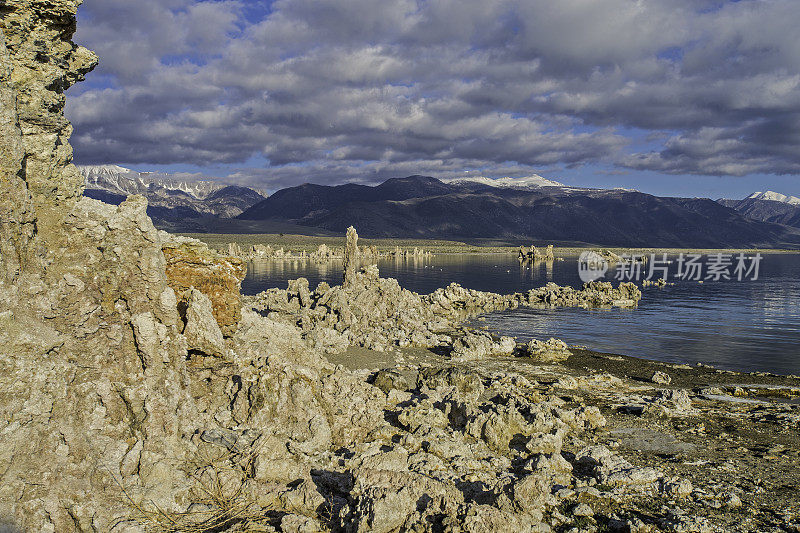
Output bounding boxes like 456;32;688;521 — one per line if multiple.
181;232;800;256
328;343;800;532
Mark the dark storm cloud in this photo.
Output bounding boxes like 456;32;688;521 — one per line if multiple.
67;0;800;183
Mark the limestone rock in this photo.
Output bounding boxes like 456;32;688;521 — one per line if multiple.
575;445;662;487
416;366;485;400
519;244;555;262
343;225;360;286
0;0;97;245
662;478;693;499
162;237;246;336
651;370;672;385
643;389;695;418
0;28;35;285
524;337;572;363
250;237;640;353
281;513;319;533
573;502;594;517
179;288;226;357
304;325;349;354
0;5;201;529
373;369;410;394
280;479;326;517
451;330;517;360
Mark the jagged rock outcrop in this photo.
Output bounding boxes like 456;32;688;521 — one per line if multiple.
251;265;451;351
0;195;201;531
0;0;97;244
0;29;33;284
524;337;572;363
179;287;226;357
451;329;517;360
0;4;201;530
225;240;432;263
251;265;641;352
161;234;247;336
519;244;555;262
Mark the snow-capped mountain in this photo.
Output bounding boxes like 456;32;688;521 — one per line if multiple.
78;164;265;219
748;191;800;205
443;174;565;190
717;190;800;229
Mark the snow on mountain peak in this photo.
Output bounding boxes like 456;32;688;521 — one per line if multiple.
77;164;227;200
75;164;265;218
444;174;564;189
748;191;800;205
78;164;134;175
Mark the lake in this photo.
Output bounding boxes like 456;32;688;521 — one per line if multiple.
242;252;800;376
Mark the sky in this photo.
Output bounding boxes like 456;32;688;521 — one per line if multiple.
66;0;800;199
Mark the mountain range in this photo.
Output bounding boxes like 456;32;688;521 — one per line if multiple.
717;191;800;230
78;165;266;220
238;176;798;247
80;166;800;247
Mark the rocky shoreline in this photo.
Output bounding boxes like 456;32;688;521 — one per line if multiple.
327;343;800;533
1;3;799;532
158;227;798;533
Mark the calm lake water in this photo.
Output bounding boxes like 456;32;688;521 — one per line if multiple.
242;253;800;376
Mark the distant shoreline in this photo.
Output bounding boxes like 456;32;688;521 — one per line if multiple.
181;232;800;256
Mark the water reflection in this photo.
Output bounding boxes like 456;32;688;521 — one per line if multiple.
243;253;800;375
521;259;554;282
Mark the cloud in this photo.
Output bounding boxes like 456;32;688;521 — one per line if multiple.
67;0;800;185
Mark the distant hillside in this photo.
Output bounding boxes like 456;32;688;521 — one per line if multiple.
239;175;798;247
78;165;265;220
718;191;800;229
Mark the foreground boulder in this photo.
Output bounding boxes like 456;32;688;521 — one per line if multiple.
451;329;517;360
0;4;218;528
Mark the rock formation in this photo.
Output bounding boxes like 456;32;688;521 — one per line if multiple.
1;0;96;287
523;337;572;363
162;234;247;336
251;267;640;353
343;225;360;286
224;238;432;264
0;3;197;529
519;244;555;262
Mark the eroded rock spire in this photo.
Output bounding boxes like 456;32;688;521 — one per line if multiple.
343;225;360;286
